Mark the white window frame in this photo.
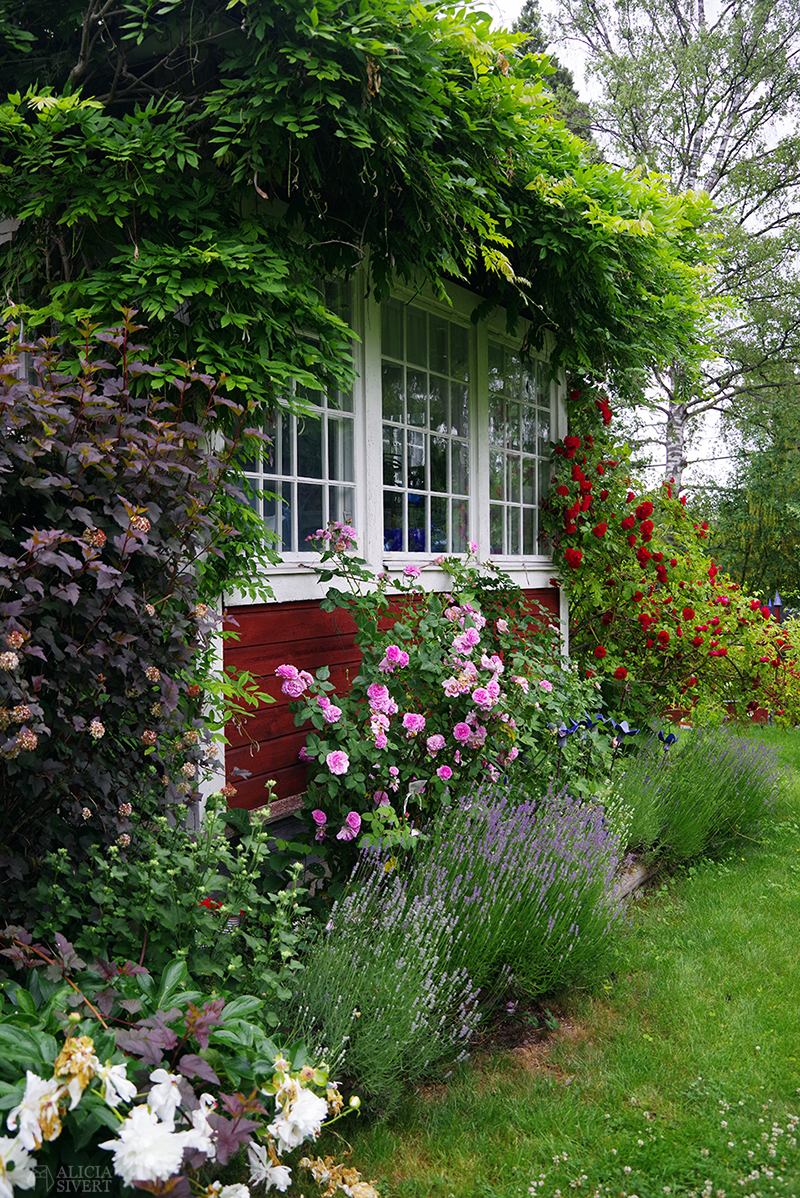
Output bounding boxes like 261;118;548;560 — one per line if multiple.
226;276;567;614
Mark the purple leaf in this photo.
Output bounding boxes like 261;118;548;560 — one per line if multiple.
208;1114;259;1166
178;1054;220;1085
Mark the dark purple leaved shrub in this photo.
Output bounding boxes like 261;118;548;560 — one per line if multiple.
0;315;263;899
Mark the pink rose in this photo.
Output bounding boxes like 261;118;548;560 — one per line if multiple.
374;791;390;806
468;541;478;553
311;809;327;825
281;677;308;698
402;712;426;735
323;704;343;723
436;765;453;781
453;722;471;744
375;732;388;749
275;664;299;679
426;734;446;754
326;750;350;775
336;811;362;841
403;566;421;579
496;618;508;633
538;679;553;692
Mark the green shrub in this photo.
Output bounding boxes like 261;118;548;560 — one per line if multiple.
608;726;783;863
14;794;317;1018
286;784;623;1113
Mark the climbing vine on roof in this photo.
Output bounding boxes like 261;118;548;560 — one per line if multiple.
0;0;715;407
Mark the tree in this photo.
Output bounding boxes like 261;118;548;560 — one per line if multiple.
511;0;591;140
0;0;714;413
550;0;800;485
705;382;800;602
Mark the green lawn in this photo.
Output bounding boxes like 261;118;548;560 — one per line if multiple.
324;730;800;1198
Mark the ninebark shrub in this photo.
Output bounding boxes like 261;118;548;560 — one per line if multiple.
0;316;264;890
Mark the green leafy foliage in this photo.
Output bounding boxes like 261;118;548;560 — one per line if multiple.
0;0;714;412
540;385;800;724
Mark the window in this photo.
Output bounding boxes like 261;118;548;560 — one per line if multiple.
381;298;470;554
487;343;552;556
242;282;355;553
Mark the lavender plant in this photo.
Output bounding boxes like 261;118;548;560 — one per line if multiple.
610;726;784;862
288;785;623;1111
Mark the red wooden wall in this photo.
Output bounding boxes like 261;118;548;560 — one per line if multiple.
223;587;560;813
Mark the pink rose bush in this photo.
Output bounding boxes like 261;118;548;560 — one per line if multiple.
279;525;600;861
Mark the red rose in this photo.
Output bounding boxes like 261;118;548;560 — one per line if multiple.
657;630;670;645
585;668;596;678
571;464;584;481
636;547;652;566
600;489;609;501
621;516;636;530
628;533;638;548
682;607;695;621
634;591;644;602
626;491;635;503
569;389;582;401
592;522;608;538
557;485;569;496
549;577;560;587
565;523;578;534
564;435;582;449
651;550;663;562
597;464;605;476
581;496;592;512
750;598;761;611
640;519;654;541
594;645;607;659
614;666;627;680
635;501;654;520
564;548;583;568
580;480;593;493
692;636;704;646
646;638;654;648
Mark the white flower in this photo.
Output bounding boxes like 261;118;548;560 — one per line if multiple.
268;1086;328;1154
185;1094;216;1159
247;1142;292;1191
0;1135;37;1197
97;1061;138;1109
219;1186;251;1198
98;1104;189;1185
147;1068;182;1130
7;1071;64;1150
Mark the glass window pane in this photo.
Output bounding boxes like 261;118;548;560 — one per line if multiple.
452;442;469;496
408;492;427;552
452;499;469;554
329;485;356;527
506;351;521;397
430;315;448;375
382;363;404;422
522;367;537;406
452;383;469;437
383;424;404;488
263;483;291;552
539;462;550;501
430;376;448;433
489;394;504;445
297;483;324;546
297;416;323;479
328;417;354;482
296;385;324;410
539;408;551;454
490;504;504;555
408;369;427;427
507;402;520;451
407;306;427;367
508;506;520;556
489;450;505;501
243;476;260;515
523;506;536;555
431;496;448;553
382;299;404;360
488;342;504;392
407;430;426;491
508;457;520;505
522;457;536;504
451;323;468;380
521;405;537;454
384;491;404;552
430;436;448;493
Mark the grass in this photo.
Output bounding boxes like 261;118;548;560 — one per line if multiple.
313;728;800;1198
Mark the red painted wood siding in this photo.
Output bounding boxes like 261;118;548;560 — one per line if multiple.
223;587;560;812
